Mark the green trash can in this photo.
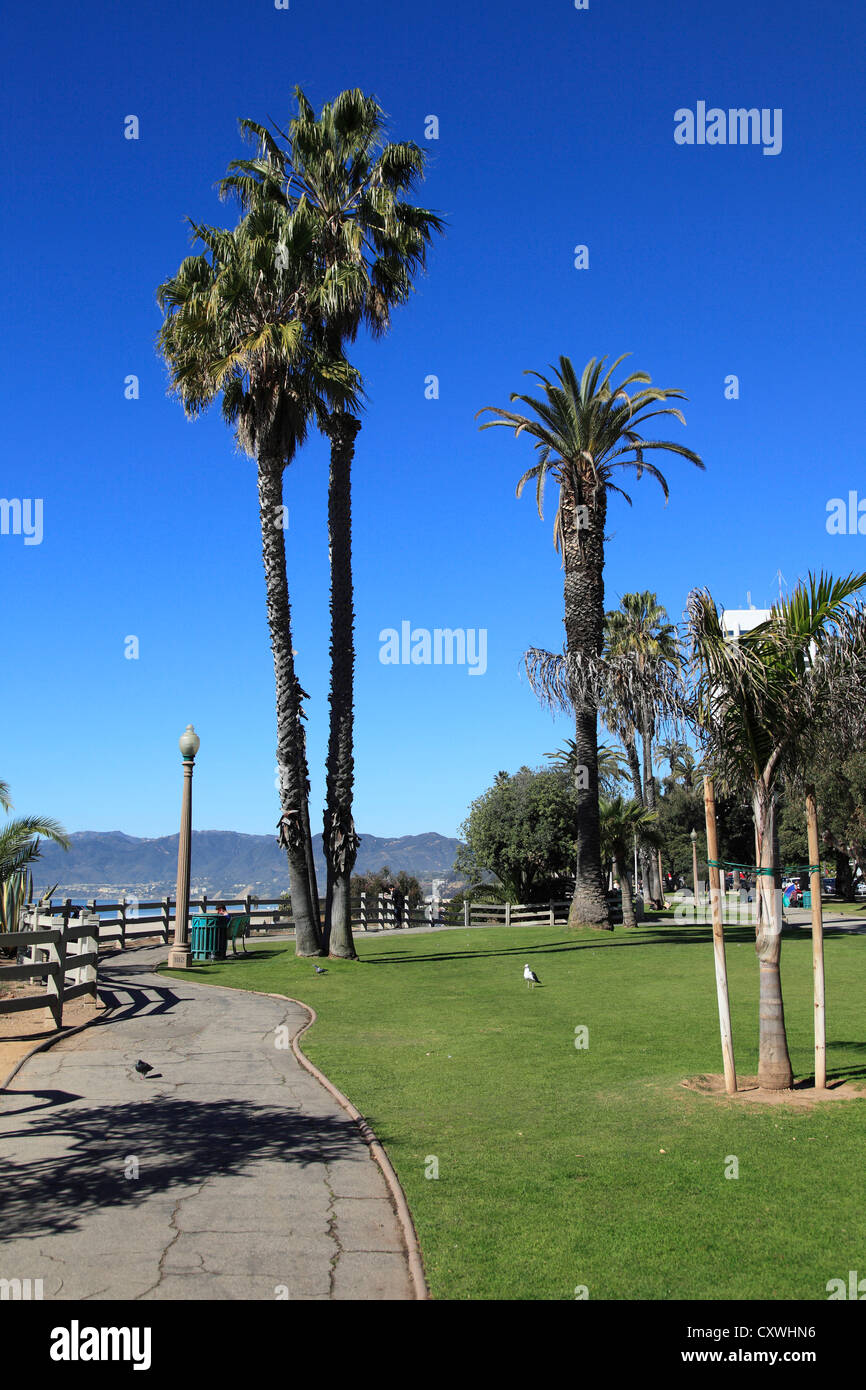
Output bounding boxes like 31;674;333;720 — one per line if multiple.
190;914;228;961
802;891;812;910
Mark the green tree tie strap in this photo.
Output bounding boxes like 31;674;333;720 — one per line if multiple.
708;856;789;878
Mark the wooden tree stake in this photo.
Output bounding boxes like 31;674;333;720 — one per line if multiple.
704;777;737;1095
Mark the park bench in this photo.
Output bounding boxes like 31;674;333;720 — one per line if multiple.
226;914;250;955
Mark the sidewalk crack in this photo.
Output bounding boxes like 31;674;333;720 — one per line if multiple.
133;1176;213;1300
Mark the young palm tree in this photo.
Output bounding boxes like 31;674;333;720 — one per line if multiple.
156;197;359;957
547;740;629;799
687;571;866;1088
599;797;659;928
219;89;443;958
481;355;704;928
605;592;680;905
0;781;69;887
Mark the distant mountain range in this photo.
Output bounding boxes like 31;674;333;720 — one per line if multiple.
33;829;463;900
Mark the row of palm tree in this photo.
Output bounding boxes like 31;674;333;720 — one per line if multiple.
157;88;442;958
687;572;866;1088
478;345;866;1091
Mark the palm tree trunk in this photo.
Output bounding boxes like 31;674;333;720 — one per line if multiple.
613;852;637;927
562;489;611;929
623;732;651;901
298;720;321;928
322;412;362;959
624;732;643;802
641;717;663;906
258;456;322;957
568;710;611;927
753;782;793;1089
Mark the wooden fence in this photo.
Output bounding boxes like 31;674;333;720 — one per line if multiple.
0;910;99;1029
462;900;572;927
31;895;291;948
354;893;444;931
23;892;446;944
0;891;575;992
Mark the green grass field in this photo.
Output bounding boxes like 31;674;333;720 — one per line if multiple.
164;921;866;1300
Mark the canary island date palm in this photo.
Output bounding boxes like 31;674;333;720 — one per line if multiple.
156;198;359;956
599;797;660;928
686;571;866;1088
605;592;680;905
480;354;703;928
219;89;443;957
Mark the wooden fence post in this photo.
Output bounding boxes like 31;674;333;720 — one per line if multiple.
46;912;67;1031
464;899;470;928
505;901;511;927
359;891;367;932
118;899;127;950
549;899;555;927
704;777;737;1095
81;912;99;1006
161;896;171;943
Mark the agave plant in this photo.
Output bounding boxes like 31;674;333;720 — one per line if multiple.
0;870;58;938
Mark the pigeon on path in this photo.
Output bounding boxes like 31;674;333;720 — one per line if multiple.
134;1059;154;1075
523;963;541;989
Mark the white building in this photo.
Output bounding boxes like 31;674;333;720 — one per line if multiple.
719;605;772;639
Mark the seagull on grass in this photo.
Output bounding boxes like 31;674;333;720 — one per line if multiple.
523;963;541;989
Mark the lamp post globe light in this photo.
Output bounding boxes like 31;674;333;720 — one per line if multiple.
690;827;700;913
168;725;200;969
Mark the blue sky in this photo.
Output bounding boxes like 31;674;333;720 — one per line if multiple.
3;0;864;842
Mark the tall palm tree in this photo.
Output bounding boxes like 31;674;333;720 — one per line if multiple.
599;797;659;928
605;592;680;905
481;355;703;928
156;194;360;957
686;571;866;1088
219;89;443;958
657;739;705;792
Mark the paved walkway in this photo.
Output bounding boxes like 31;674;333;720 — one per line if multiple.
0;946;415;1300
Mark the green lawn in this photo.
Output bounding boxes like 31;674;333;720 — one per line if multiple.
164;921;866;1300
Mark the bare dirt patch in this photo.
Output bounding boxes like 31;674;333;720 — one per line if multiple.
681;1073;866;1108
0;979;106;1084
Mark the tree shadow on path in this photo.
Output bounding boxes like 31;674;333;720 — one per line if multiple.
0;1094;362;1240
